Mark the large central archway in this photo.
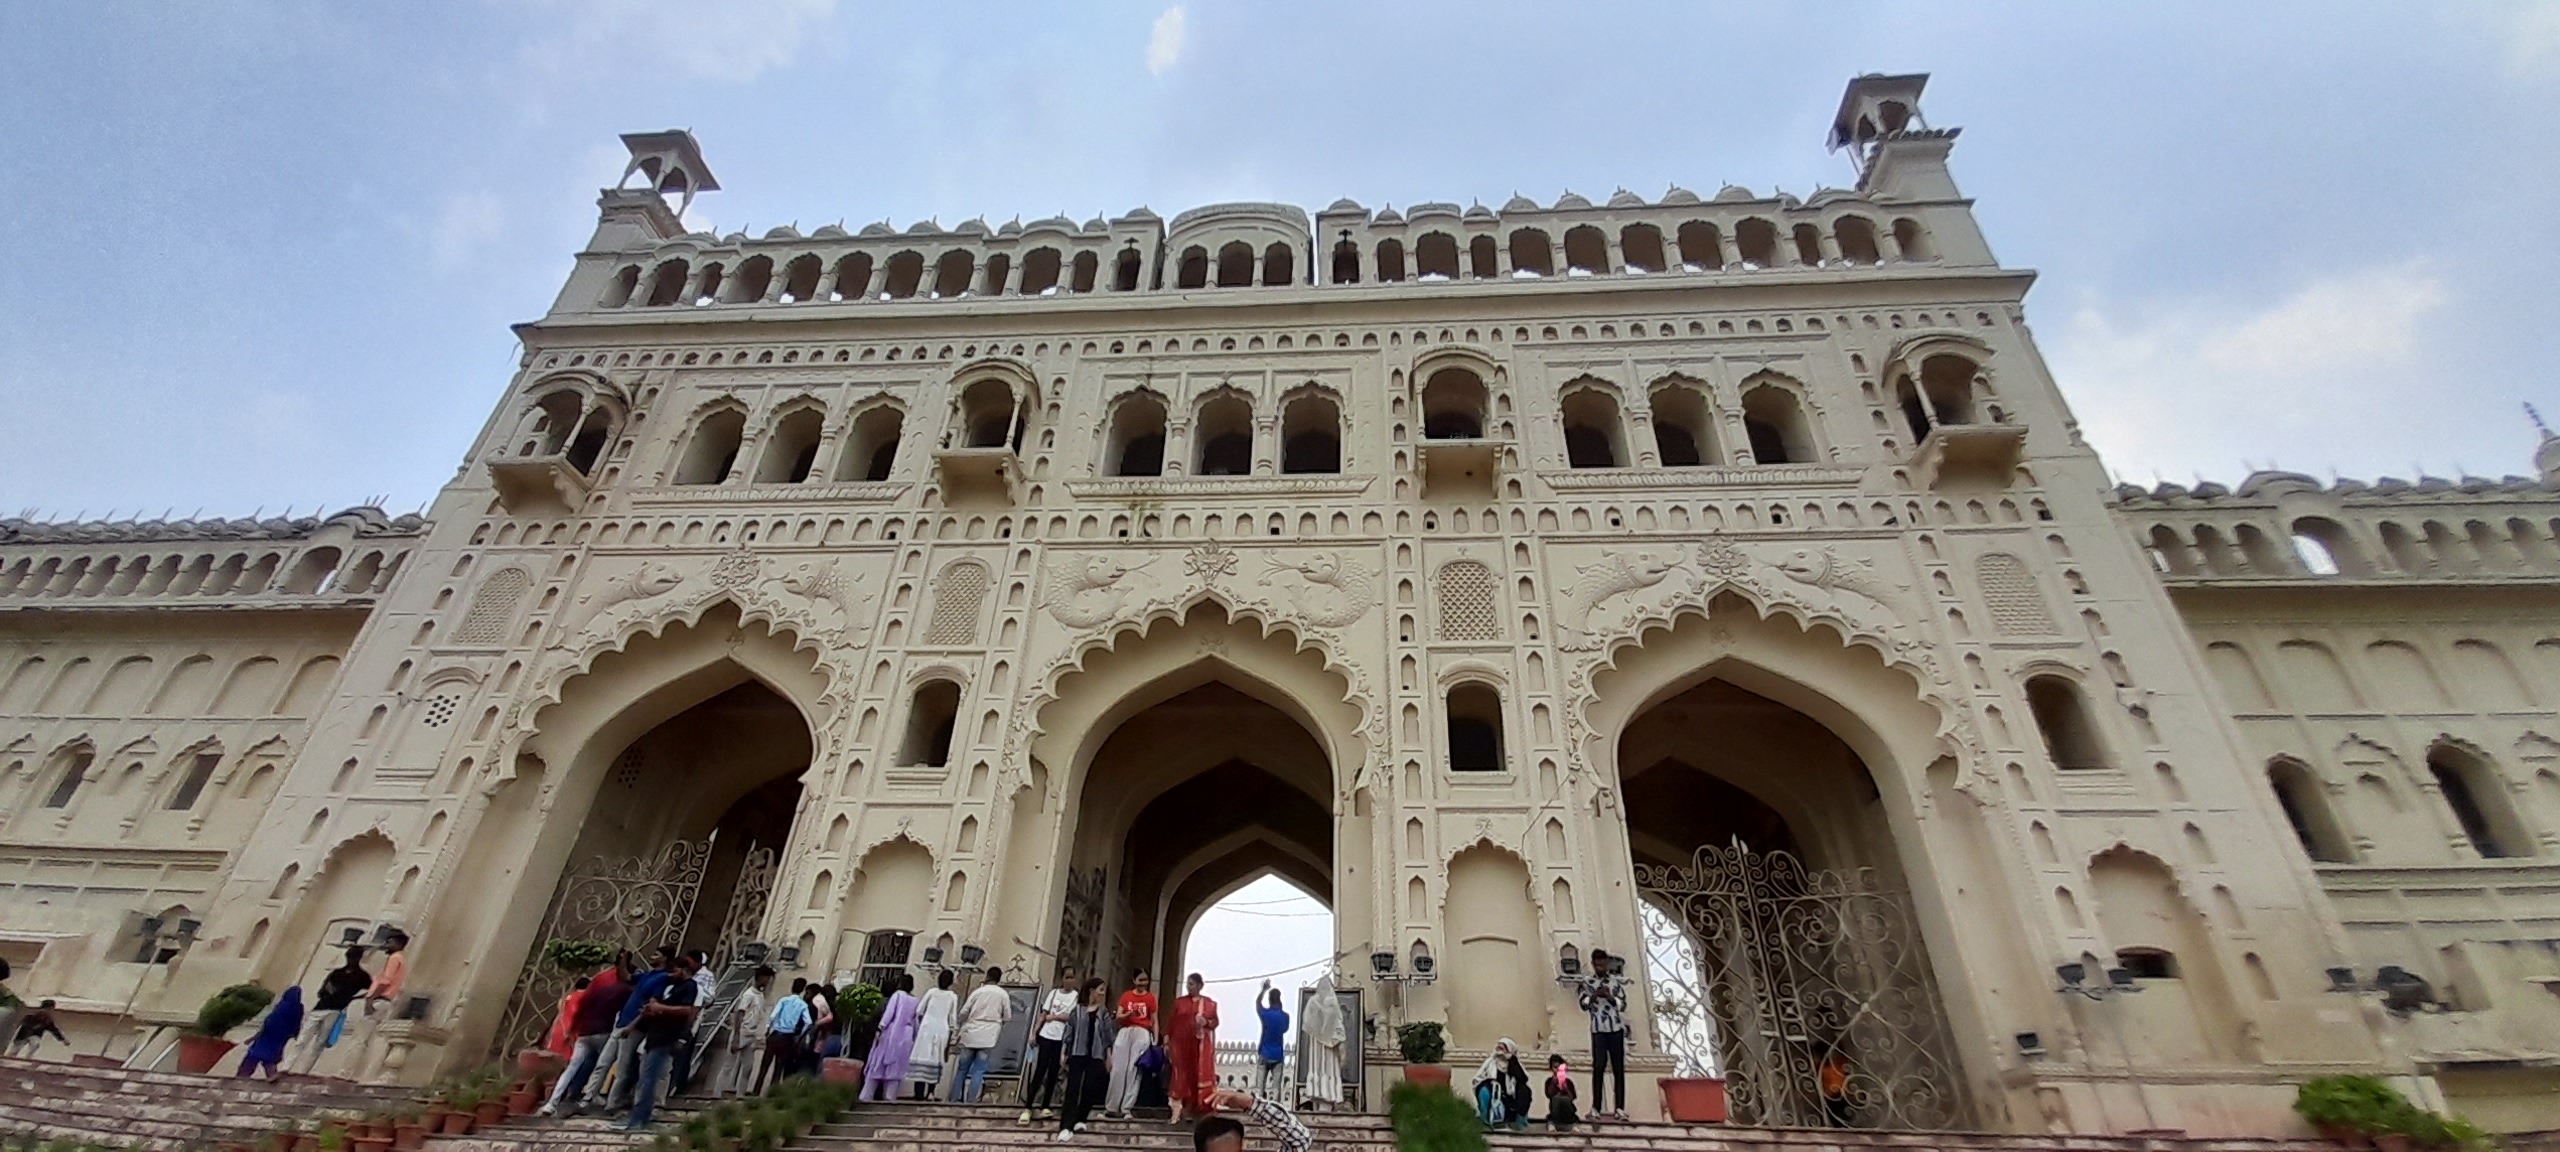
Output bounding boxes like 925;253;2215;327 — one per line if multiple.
996;602;1367;991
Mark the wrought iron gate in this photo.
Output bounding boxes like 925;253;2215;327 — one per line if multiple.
490;836;715;1059
1634;839;1967;1131
709;845;778;975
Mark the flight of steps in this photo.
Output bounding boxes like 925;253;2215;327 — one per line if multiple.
799;1100;2342;1152
0;1055;414;1149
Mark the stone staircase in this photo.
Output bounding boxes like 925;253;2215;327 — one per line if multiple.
802;1100;2336;1152
0;1055;415;1149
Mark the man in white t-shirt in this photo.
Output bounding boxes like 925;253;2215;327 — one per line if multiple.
1020;965;1079;1123
954;966;1015;1104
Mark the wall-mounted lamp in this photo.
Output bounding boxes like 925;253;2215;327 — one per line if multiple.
1556;944;1583;985
921;945;946;966
960;944;986;967
2014;1031;2045;1058
2055;962;2140;1001
2326;966;2358;993
777;945;802;969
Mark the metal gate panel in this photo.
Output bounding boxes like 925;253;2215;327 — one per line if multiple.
490;836;715;1059
1635;840;1965;1131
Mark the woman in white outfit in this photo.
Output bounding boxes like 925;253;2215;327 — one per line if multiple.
909;968;961;1099
1297;975;1345;1110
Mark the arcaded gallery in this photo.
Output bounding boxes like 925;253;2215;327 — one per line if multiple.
5;74;2560;1137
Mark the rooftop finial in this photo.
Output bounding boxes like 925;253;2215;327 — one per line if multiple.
2529;402;2553;441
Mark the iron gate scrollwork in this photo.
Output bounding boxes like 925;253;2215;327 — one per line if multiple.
490;836;715;1060
1634;839;1967;1131
710;845;778;975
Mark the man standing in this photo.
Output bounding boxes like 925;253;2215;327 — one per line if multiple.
1253;984;1289;1101
672;949;717;1092
287;947;371;1075
1165;973;1220;1122
351;931;408;1076
616;954;701;1131
540;957;633;1116
1019;964;1078;1124
603;948;679;1112
1103;970;1156;1119
1576;949;1629;1121
953;966;1013;1103
757;977;812;1095
719;966;773;1097
9;1000;67;1057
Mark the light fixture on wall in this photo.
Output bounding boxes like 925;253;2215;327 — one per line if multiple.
1555;944;1582;984
1408;942;1436;986
777;945;802;968
921;945;946;967
1369;950;1398;982
2014;1032;2045;1058
2326;966;2358;993
960;944;985;967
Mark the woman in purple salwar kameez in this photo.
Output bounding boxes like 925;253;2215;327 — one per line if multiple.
861;973;921;1101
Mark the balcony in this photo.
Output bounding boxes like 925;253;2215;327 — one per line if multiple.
933;446;1022;506
1417;438;1504;498
1909;422;2025;489
486;452;595;515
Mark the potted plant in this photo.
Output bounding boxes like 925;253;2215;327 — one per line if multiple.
1395;1021;1450;1089
389;1111;428;1152
825;983;884;1083
179;982;276;1074
1389;1080;1487;1152
542;938;615;971
2297;1074;2403;1147
438;1081;483;1136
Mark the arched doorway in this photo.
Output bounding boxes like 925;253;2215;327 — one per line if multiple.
1589;599;1973;1131
1064;682;1333;985
412;601;831;1065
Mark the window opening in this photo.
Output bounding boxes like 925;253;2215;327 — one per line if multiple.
1446;684;1505;771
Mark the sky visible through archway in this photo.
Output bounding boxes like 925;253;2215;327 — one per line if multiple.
1181;874;1333;1046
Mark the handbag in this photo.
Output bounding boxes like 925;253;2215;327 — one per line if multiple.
1135;1043;1166;1075
325;1011;345;1048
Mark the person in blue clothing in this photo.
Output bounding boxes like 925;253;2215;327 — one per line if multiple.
1253;983;1289;1101
603;947;680;1113
615;954;702;1131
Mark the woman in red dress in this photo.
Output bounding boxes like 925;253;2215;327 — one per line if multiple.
1166;973;1221;1121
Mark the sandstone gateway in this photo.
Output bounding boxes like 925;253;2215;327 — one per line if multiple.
5;75;2558;1137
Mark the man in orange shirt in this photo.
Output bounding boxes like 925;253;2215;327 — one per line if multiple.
1165;973;1219;1122
1103;970;1156;1119
353;931;408;1077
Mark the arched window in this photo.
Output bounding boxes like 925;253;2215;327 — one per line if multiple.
1281;392;1341;474
1110;249;1141;292
1562;225;1609;275
1835;217;1882;264
673;409;746;485
1918;354;1981;425
644;259;689;306
754;407;827;484
1021;248;1063;295
43;747;93;808
169;750;221;810
1446;683;1505;772
900;680;963;767
1215;242;1254;288
600;265;640;308
1068;250;1100;294
1262;243;1294;286
1676;221;1724;269
690;262;723;305
1105;393;1168;477
2025;675;2108;771
1892;218;1934;260
1791;223;1823;265
724;254;774;303
1508;229;1554;277
1421;368;1489;440
837;405;904;482
882;251;926;299
1734;219;1779;268
1375;239;1407;282
980;254;1011;296
2289;517;2367;577
523;389;583;456
2267;758;2352;863
1559;388;1626;468
565;405;614;474
956;379;1022;451
2429;745;2529;859
1650;383;1715;467
1176;246;1210;289
830;252;874;301
1194;392;1254;476
1330;239;1360;285
1468;235;1499;279
1740;384;1814;464
780;254;822;302
931;250;973;298
1620;223;1667;272
1414;233;1460;280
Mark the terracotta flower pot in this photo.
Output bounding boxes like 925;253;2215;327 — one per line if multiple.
353;1136;393;1152
505;1087;538;1116
821;1057;864;1085
390;1124;426;1152
437;1113;474;1137
175;1035;238;1075
290;1133;319;1152
473;1100;507;1127
1657;1076;1728;1124
517;1048;567;1082
1402;1064;1451;1090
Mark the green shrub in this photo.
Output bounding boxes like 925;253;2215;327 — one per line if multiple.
2295;1074;2410;1132
1394;1021;1446;1065
188;982;275;1038
1389;1081;1486;1152
835;984;884;1027
541;939;615;971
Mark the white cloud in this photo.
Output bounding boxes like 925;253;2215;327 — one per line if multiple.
526;0;838;83
2047;261;2450;483
429;190;505;272
1146;5;1187;77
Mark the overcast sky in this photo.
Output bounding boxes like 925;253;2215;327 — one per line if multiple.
6;2;2556;1020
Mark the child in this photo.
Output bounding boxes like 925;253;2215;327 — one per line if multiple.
1543;1054;1579;1131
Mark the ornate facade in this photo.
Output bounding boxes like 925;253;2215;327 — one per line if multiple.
5;75;2558;1136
